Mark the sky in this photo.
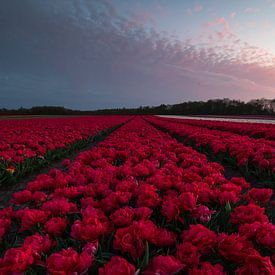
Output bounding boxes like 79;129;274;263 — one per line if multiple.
1;0;275;110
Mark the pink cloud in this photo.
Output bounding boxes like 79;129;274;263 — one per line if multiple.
205;17;235;39
186;8;192;16
244;7;260;13
107;3;275;101
230;12;236;18
2;0;275;108
187;4;203;15
126;9;155;28
194;4;203;12
244;21;256;28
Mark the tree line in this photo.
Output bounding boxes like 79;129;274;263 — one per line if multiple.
1;98;275;116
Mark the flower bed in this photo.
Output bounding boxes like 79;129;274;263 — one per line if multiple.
147;116;275;185
0;117;273;274
0;116;130;186
157;116;275;140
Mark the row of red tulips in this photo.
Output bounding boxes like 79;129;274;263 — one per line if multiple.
0;116;129;164
0;116;130;186
157;116;275;140
147;116;275;185
0;117;273;274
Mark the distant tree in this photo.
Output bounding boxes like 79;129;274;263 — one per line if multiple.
0;98;274;116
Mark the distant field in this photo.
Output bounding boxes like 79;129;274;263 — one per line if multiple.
0;115;82;119
158;115;275;124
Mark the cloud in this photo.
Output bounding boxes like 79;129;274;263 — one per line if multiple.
194;4;203;12
244;21;256;28
0;0;274;109
186;4;203;16
186;8;192;16
244;7;260;13
230;12;236;18
205;18;235;39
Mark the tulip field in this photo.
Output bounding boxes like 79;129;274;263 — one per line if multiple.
0;116;128;185
0;116;274;274
147;116;275;186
